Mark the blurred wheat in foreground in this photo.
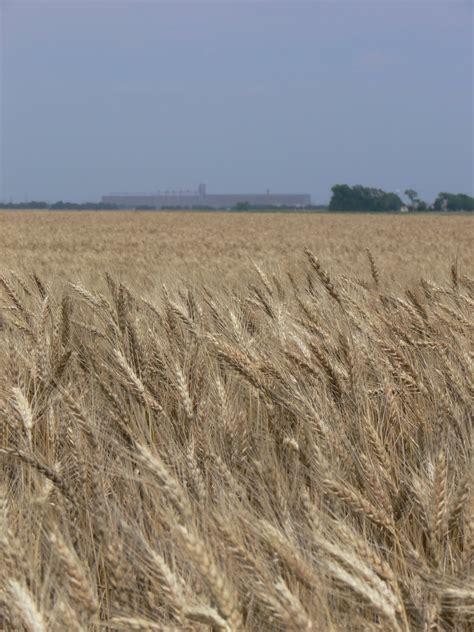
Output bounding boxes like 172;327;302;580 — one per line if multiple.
0;250;472;631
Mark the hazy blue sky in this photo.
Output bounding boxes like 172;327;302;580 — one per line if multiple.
1;0;472;203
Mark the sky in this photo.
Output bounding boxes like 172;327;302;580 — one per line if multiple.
0;0;472;204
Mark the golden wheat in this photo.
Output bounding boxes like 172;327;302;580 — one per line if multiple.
0;214;472;630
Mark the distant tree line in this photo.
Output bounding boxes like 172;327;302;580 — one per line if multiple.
329;185;403;212
0;191;472;212
0;201;119;210
138;203;327;211
329;185;474;212
49;201;120;210
0;201;50;209
432;192;474;212
0;201;325;211
231;202;327;211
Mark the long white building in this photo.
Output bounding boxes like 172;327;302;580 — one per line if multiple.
101;184;311;209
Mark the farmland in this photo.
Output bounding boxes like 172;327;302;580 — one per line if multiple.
0;211;471;286
0;211;472;631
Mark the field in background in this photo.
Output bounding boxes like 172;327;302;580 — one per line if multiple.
0;211;472;631
0;211;472;288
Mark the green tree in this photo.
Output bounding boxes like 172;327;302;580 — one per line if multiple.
433;192;474;211
404;189;419;209
329;184;402;212
234;201;251;211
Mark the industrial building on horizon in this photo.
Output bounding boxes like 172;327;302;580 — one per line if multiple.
101;184;311;209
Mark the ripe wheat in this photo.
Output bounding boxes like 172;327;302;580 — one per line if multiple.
0;243;472;630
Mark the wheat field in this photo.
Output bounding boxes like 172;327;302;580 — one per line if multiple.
0;212;472;631
0;211;472;286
